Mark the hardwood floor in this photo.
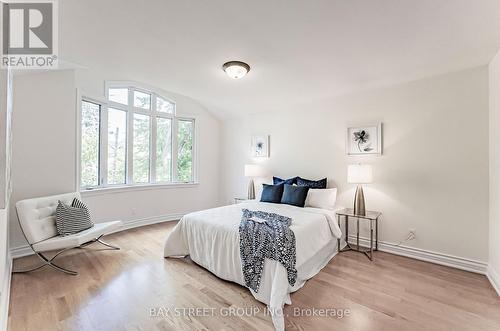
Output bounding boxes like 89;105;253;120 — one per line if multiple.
8;221;500;331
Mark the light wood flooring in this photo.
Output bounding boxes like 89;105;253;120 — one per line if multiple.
8;221;500;331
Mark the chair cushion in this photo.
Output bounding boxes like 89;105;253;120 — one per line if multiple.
32;221;122;252
16;192;82;244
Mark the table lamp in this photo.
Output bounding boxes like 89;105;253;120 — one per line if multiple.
244;164;265;199
347;164;373;216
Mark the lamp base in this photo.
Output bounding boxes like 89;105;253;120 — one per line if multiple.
353;185;366;216
247;178;255;200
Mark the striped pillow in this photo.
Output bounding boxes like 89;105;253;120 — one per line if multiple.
55;198;94;236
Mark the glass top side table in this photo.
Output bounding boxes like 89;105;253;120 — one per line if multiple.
336;208;382;261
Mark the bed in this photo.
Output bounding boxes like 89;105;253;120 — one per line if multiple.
164;200;342;331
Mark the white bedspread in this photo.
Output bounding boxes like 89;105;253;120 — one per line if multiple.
164;201;342;330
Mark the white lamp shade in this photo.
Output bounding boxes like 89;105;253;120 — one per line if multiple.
244;164;265;177
347;164;373;184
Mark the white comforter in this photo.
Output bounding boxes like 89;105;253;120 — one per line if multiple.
164;201;342;330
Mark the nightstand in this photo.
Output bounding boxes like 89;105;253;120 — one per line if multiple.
336;208;381;261
234;197;248;204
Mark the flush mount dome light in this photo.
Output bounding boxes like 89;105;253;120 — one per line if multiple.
222;61;250;79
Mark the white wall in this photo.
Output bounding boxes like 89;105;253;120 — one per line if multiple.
9;70;78;248
0;68;13;331
0;209;10;331
0;69;13;210
0;71;6;211
489;52;500;292
10;69;222;250
223;66;489;263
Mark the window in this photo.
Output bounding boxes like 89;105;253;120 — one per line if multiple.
132;113;150;183
156;117;172;182
177;119;194;182
133;91;151;110
79;85;195;189
157;97;174;114
107;108;127;185
80;101;100;187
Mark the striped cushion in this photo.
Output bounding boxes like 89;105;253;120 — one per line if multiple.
55;198;94;236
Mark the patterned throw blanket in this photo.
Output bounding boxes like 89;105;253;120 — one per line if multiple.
239;209;297;292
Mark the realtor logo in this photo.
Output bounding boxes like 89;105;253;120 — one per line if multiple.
1;0;58;68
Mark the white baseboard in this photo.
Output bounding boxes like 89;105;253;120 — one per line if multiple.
487;265;500;296
9;244;32;259
347;235;488;274
109;212;184;235
0;252;13;331
10;213;184;259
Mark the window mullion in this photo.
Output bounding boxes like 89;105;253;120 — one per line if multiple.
99;105;109;186
156;112;173;120
131;108;151;116
192;119;196;183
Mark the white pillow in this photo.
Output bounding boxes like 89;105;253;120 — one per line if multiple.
305;188;337;210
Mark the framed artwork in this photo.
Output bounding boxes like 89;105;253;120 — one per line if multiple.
251;135;269;157
346;123;382;156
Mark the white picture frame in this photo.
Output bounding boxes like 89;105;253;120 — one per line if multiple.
346;123;382;156
251;135;270;157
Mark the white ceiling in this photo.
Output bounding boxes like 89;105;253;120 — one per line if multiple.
60;0;500;118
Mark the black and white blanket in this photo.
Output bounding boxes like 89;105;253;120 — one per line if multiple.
239;209;297;292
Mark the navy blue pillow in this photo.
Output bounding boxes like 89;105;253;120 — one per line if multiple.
281;184;310;207
260;184;284;203
297;177;327;189
273;176;298;185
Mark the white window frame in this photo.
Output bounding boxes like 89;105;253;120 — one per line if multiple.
76;83;197;193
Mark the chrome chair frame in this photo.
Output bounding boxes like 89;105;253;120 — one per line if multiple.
12;210;120;276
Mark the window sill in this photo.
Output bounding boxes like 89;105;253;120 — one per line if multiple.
80;182;200;197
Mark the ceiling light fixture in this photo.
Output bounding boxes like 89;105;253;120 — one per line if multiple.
222;61;250;79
